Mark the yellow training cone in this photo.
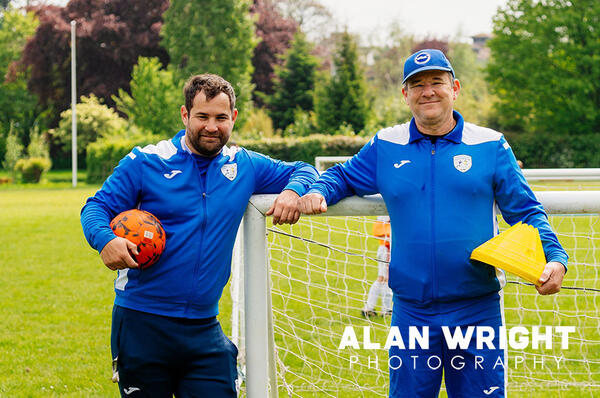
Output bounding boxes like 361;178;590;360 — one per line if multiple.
470;222;546;286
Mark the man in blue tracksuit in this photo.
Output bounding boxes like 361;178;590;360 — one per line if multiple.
81;74;318;397
299;50;568;397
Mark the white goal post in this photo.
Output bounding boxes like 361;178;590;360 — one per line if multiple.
239;191;600;397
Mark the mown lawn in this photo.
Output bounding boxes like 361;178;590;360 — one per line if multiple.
0;174;598;397
0;183;233;397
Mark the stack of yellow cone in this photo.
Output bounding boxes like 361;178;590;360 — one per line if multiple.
470;222;546;286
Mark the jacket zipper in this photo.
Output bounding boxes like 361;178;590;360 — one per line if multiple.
430;140;437;301
185;160;209;316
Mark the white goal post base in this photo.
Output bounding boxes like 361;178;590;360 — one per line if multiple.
241;191;600;397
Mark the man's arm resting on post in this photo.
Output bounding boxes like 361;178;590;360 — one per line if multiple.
247;150;319;225
266;189;302;225
298;192;328;215
265;134;381;222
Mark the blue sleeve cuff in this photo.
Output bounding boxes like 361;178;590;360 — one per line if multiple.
547;254;568;272
307;188;326;197
283;181;305;197
95;228;117;254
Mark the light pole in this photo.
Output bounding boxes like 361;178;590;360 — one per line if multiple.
71;20;77;187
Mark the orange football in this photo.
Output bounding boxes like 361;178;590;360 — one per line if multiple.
109;209;166;269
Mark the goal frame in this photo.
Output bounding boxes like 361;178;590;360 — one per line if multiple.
241;191;600;397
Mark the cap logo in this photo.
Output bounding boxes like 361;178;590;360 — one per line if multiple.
415;52;431;65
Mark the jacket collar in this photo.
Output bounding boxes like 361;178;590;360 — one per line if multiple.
172;129;186;152
408;110;464;144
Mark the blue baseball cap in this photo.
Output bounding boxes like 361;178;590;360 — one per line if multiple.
402;49;455;84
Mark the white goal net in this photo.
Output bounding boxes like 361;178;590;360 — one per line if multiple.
234;189;600;398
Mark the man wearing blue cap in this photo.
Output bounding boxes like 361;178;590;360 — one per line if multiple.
298;49;567;397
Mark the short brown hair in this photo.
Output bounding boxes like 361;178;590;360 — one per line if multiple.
183;74;236;113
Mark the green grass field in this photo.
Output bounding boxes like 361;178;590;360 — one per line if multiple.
0;178;233;397
0;173;598;396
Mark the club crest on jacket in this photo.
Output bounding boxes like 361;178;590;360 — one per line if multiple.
453;155;472;173
221;163;237;181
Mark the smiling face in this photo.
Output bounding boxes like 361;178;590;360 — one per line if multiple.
402;70;460;135
180;91;238;157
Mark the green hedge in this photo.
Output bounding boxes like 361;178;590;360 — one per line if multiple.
86;138;142;184
15;157;52;183
86;134;370;184
236;134;369;164
240;132;600;169
507;132;600;168
86;131;600;185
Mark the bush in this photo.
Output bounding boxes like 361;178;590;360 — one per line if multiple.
236;108;274;140
2;126;23;176
50;95;128;160
26;126;50;159
86;135;161;184
14;157;51;183
0;132;5;166
237;134;370;164
367;94;412;133
237;130;600;169
507;132;600;168
283;109;318;137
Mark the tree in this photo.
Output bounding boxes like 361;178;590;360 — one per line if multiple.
113;57;181;137
487;0;600;135
316;32;370;134
50;94;128;160
0;7;38;112
411;38;449;55
450;42;494;127
0;6;41;162
2;126;23;176
269;31;318;131
279;0;333;43
20;0;169;122
365;22;415;92
250;0;297;106
161;0;257;125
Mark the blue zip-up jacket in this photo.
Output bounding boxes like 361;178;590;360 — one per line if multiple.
81;130;319;318
309;112;568;304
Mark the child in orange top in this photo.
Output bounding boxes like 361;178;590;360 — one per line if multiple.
362;216;392;317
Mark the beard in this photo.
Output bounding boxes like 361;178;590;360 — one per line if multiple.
186;127;229;157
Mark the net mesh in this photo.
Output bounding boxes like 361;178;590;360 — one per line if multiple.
234;183;600;397
263;213;600;397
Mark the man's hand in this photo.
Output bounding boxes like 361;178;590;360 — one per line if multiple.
298;192;327;215
536;261;566;295
100;237;139;270
266;189;301;225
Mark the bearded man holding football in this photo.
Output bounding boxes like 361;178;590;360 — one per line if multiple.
81;73;318;397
